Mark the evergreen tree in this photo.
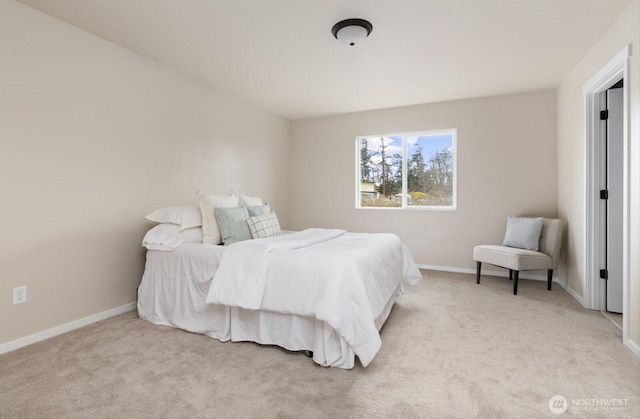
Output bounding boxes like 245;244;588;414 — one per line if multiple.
359;139;374;181
376;138;391;197
408;144;426;193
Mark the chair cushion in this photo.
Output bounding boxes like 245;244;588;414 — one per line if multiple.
473;245;553;271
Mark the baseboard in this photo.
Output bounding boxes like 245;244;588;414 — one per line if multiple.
0;302;136;355
624;338;640;357
563;284;587;307
418;264;566;286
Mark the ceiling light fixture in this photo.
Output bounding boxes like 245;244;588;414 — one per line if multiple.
331;18;373;47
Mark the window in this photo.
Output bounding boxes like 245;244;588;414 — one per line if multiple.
356;129;456;209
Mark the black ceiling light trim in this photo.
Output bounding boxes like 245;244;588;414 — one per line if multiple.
331;18;373;46
331;18;373;39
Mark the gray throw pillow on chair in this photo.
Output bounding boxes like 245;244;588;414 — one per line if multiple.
502;216;544;251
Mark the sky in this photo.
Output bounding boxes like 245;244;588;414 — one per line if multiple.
362;132;454;168
408;133;453;160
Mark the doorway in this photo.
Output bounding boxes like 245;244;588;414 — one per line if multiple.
584;45;630;343
604;82;623;315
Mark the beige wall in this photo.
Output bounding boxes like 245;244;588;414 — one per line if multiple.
290;90;558;272
0;0;290;345
557;0;639;349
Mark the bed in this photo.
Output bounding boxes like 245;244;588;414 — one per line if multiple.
138;223;421;369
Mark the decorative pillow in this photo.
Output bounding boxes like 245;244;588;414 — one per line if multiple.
502;216;544;251
246;203;270;217
247;212;281;239
215;207;252;246
199;193;239;245
239;194;263;207
144;206;202;231
142;224;203;251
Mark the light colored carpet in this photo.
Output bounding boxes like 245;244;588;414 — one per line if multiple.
1;270;638;418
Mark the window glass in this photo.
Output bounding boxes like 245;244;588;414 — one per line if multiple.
357;130;456;209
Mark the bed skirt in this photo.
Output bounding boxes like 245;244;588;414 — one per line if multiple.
137;244;399;369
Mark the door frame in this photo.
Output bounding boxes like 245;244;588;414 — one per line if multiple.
583;46;630;338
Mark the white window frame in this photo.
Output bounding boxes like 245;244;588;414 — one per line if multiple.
355;129;457;210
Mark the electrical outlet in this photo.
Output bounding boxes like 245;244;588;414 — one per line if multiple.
13;286;27;305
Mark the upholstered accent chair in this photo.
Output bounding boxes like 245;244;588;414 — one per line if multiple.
473;217;563;295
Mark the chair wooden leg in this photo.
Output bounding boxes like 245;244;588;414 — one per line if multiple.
513;270;519;295
476;262;481;284
547;269;553;290
509;270;513;281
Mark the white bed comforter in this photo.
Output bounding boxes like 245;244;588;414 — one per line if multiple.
205;228;421;367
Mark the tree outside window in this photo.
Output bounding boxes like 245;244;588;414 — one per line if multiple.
357;130;456;209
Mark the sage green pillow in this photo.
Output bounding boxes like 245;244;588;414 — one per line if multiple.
214;207;251;246
246;203;270;217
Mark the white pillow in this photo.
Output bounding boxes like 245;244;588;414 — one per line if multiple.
247;212;281;239
239;194;263;207
502;216;544;251
142;224;203;251
144;206;202;231
199;192;239;245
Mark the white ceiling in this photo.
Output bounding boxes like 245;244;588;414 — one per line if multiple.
18;0;633;120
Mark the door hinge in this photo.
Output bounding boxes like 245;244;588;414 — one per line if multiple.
600;189;608;200
600;269;608;280
600;110;609;120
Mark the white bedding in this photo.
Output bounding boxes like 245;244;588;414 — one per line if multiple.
137;243;231;336
206;228;421;367
138;230;421;368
